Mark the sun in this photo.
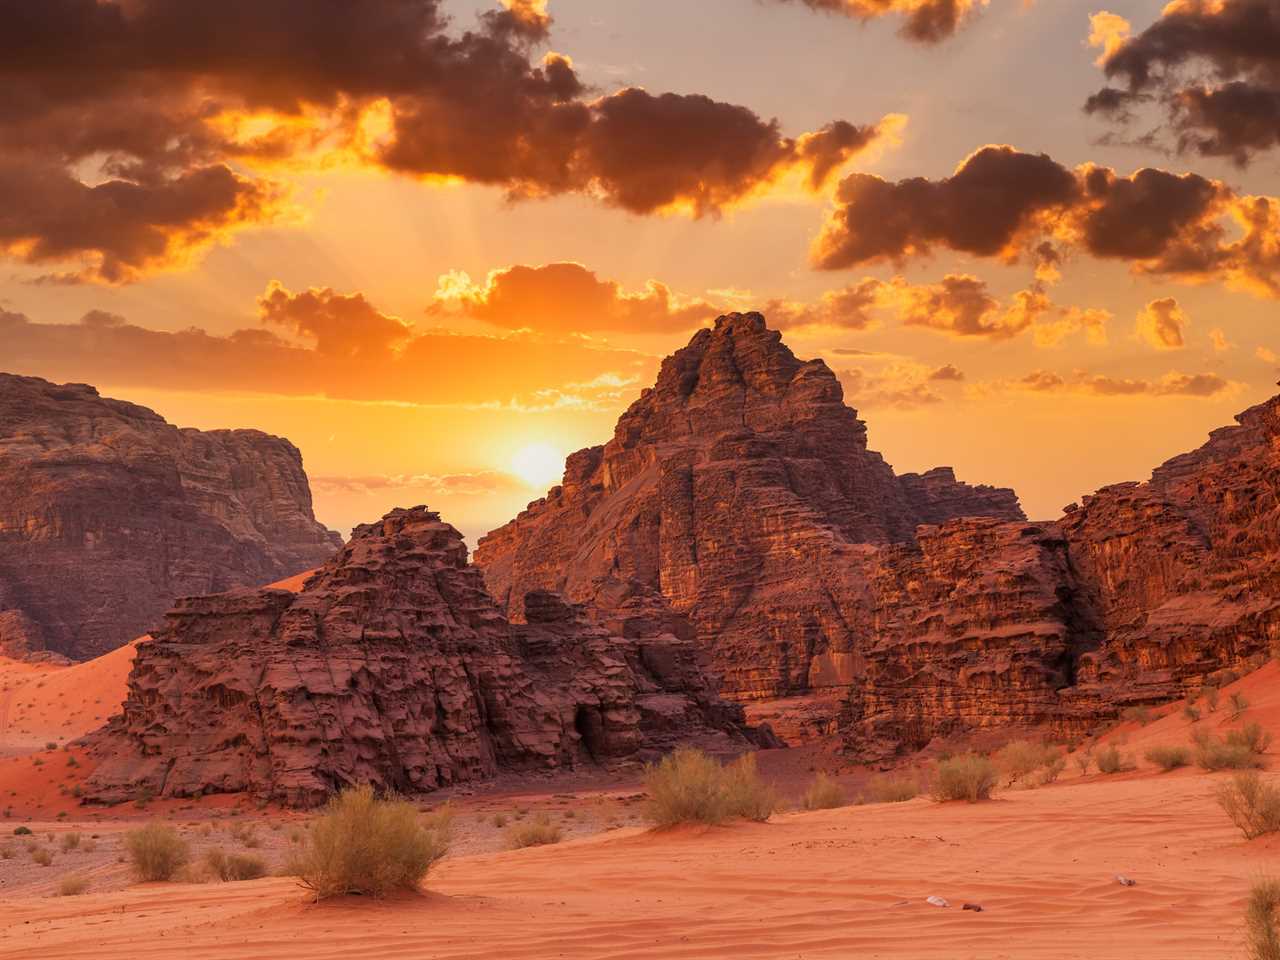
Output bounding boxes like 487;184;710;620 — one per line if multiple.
510;442;564;489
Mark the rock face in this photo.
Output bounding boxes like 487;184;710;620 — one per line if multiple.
476;313;1280;758
82;507;755;806
0;374;342;661
475;313;1023;702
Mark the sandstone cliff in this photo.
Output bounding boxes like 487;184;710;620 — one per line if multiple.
0;374;342;660
81;507;755;806
475;313;1023;702
476;313;1280;758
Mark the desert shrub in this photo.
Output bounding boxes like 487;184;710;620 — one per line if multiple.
643;748;777;826
994;740;1054;786
290;784;449;899
1144;745;1192;771
801;772;847;810
1122;706;1153;726
931;754;997;803
12;826;31;836
1039;756;1067;785
228;822;260;848
1074;751;1093;776
60;832;81;852
1217;772;1280;840
1095;745;1132;774
420;803;456;836
31;847;52;866
57;875;89;896
492;813;508;828
1205;686;1221;712
205;848;267;882
1229;722;1274;756
864;774;918;805
125;823;190;882
0;845;11;859
506;815;564;849
1184;705;1202;723
1247;878;1280;960
1231;692;1251;719
1196;730;1266;771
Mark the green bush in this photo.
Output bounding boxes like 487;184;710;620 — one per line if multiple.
930;754;997;803
643;748;778;826
1217;772;1280;840
289;784;450;898
801;773;847;810
506;815;563;849
1144;745;1192;771
1095;745;1132;774
125;823;190;881
1247;878;1280;960
864;774;918;805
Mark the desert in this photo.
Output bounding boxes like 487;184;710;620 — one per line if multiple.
4;0;1280;957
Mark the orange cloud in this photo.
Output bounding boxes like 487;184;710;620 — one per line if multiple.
813;144;1280;298
766;0;993;43
1134;297;1189;350
977;368;1233;398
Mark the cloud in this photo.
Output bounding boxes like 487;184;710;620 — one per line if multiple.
837;360;953;409
1210;327;1233;351
928;363;965;381
978;367;1233;398
1134;297;1189;350
1086;0;1280;166
763;279;887;330
430;261;718;334
0;1;899;281
765;0;992;43
1258;345;1280;365
0;292;656;409
312;471;528;497
812;144;1280;298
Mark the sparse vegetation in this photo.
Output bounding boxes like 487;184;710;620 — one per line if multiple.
205;848;267;882
1122;706;1154;726
1231;722;1274;757
642;748;778;826
1194;726;1268;771
994;740;1061;787
1247;877;1280;960
1074;750;1093;776
1217;772;1280;840
492;813;508;828
1184;704;1202;723
290;784;450;899
1231;691;1251;720
1095;745;1133;774
12;826;31;836
57;875;89;896
125;822;190;881
31;847;52;867
506;815;564;849
801;772;847;810
863;774;918;805
59;832;81;852
1205;686;1221;713
930;754;998;803
1144;745;1192;771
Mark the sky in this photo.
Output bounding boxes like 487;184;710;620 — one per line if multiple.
3;0;1280;541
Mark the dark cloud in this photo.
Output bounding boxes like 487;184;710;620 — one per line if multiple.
764;278;887;330
0;0;893;280
813;144;1280;297
766;0;989;43
0;289;656;409
928;363;965;381
432;261;717;334
1087;1;1280;166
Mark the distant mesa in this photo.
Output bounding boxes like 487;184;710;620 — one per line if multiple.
81;507;761;806
0;373;342;662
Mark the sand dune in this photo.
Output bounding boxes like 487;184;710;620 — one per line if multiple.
1;765;1272;960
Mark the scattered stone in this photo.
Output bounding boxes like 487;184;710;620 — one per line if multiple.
925;896;950;908
962;903;984;912
1116;875;1137;887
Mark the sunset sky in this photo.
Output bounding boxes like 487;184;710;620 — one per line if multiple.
4;0;1279;541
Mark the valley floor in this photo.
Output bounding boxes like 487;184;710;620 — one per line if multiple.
0;767;1271;960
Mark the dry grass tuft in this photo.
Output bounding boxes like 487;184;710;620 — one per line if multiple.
506;815;564;849
289;784;450;899
801;773;847;810
930;754;997;803
643;748;778;827
864;774;919;805
1095;745;1133;775
1248;877;1280;960
1217;772;1280;840
1194;727;1268;771
1144;744;1192;771
57;874;89;896
205;848;268;882
125;823;189;881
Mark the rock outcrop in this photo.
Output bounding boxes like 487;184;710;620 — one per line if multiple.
475;313;1280;759
0;374;342;661
475;312;1023;701
81;507;755;806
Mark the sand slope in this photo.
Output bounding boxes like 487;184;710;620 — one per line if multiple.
1;768;1270;960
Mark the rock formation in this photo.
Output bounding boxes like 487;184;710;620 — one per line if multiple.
81;507;756;806
476;312;1023;706
476;313;1280;758
0;374;342;661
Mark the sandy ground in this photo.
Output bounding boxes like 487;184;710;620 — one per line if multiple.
0;615;1276;958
